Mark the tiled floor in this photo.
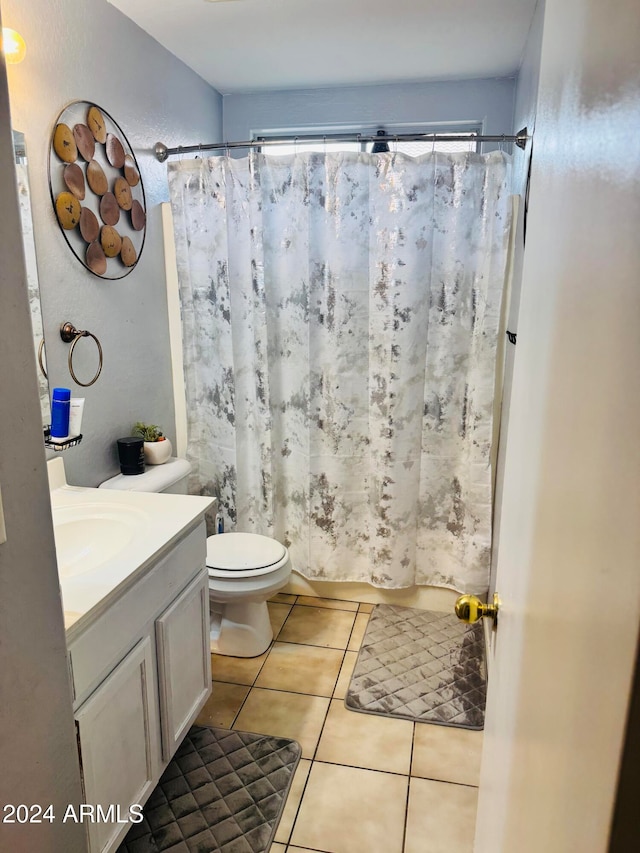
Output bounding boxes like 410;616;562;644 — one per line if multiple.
196;594;481;853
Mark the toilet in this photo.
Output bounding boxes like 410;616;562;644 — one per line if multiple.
99;457;292;657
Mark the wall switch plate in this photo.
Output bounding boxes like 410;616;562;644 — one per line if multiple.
0;485;6;544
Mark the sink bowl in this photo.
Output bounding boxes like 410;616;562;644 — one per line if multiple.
52;502;150;578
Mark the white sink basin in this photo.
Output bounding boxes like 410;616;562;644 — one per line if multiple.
52;502;150;578
47;457;214;627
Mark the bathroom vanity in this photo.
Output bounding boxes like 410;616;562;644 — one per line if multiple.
49;460;214;853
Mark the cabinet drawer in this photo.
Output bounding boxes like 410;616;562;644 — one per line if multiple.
156;570;211;760
69;522;205;707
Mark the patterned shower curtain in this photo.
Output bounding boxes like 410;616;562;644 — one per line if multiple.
168;150;511;593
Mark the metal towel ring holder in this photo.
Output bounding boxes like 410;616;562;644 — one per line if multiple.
59;322;104;387
37;338;48;380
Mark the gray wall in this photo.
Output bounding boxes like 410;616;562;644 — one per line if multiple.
491;0;545;585
223;76;516;148
0;6;86;850
3;0;222;487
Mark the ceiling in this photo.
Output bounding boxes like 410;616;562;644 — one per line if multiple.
107;0;538;95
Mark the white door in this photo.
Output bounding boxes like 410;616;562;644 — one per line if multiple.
474;0;640;850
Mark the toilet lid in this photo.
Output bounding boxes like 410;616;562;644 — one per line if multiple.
206;532;286;571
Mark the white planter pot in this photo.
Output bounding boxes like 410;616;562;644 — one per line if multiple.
143;438;172;465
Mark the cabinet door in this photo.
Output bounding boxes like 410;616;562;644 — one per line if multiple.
156;570;211;760
75;636;160;853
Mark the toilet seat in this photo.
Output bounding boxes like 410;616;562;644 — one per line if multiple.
206;532;288;579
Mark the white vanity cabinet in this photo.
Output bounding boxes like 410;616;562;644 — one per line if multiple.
66;521;212;853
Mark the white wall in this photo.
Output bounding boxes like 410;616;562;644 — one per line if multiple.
0;7;85;849
223;77;516;148
3;0;222;487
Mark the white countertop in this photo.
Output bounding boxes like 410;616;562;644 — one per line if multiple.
50;483;214;636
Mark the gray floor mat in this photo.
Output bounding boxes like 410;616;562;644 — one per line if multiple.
118;725;301;853
345;605;486;730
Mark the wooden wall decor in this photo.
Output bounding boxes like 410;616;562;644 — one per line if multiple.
49;101;146;279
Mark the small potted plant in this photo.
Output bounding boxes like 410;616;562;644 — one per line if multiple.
132;421;172;466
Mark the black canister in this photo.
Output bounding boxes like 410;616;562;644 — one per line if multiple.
117;436;145;475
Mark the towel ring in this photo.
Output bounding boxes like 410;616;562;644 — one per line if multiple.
59;321;104;387
37;338;48;380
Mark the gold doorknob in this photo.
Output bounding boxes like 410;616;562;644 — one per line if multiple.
455;592;500;625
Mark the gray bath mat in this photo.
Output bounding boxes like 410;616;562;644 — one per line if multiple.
118;725;301;853
345;605;486;730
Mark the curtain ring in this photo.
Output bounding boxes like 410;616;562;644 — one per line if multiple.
59;322;104;387
37;338;48;380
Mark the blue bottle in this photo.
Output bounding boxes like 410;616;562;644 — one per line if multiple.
50;387;71;441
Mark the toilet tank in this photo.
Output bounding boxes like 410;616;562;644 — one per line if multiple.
99;457;191;494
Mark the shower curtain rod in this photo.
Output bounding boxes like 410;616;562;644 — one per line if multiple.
154;126;529;162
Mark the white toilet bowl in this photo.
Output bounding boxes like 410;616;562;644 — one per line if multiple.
99;459;292;658
207;532;292;657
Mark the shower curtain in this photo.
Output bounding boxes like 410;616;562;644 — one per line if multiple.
168;150;511;593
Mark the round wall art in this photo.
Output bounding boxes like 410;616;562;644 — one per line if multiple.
48;101;146;279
